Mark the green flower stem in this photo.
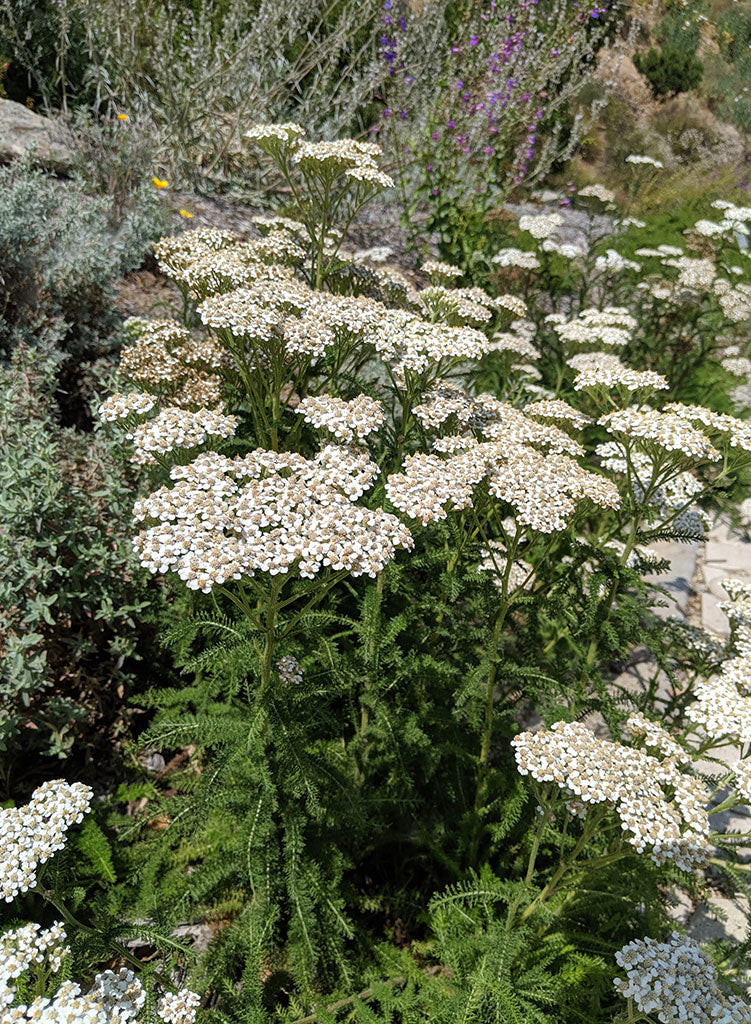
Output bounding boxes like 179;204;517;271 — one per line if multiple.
519;806;610;922
468;523;523;864
37;889;173;989
355;570;385;785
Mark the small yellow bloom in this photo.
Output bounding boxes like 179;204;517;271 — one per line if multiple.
152;177;169;189
117;113;128;121
179;209;194;219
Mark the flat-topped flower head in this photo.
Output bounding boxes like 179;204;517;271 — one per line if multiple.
421;259;462;280
0;922;69;980
91;968;147;1021
413;385;584;457
594;249;641;274
525;399;591;430
0;780;92;902
674;255;716;291
158;988;201;1024
487;446;619;533
713;279;751;322
614;934;750;1023
297;393;384;442
518;212;563;239
488;331;540;360
626;711;688;764
579;306;638;331
98;391;156;422
567;351;626;374
371;309;489;376
245;122;305;150
419;285;494;325
541;238;587;259
553;311;632;350
387;439;617;532
4;971;146;1023
599;407;722;462
578;183;615;204
344;164;394;189
132;447;413;591
512;721;710;871
664;402;751;454
126;407;238;466
492;247;540;270
291;138;383;175
252;214;308;238
495;294;528;318
573;365;669;397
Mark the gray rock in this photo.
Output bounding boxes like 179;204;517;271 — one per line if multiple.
688;894;749;944
0;98;74;172
702;592;730;636
644;539;699;617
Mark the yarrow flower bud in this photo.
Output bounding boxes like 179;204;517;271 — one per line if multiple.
277;655;304;685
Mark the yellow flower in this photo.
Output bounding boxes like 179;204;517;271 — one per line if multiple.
179;209;194;219
117;113;128;121
152;177;169;190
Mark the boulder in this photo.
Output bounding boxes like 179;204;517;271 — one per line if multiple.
0;98;74;172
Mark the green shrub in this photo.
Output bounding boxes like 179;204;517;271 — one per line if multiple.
634;46;703;98
0;0;93;110
0;342;160;770
0;156;165;364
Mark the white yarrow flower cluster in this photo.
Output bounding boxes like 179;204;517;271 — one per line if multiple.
492;247;541;270
614;933;751;1023
518;212;563;239
686;579;751;743
0;780;92;902
0;922;68;980
573;365;669;395
98;392;156;422
599;407;722;462
512;721;710;870
578;183;615;203
127;407;239;466
422;259;462;279
157;988;201;1024
594;249;641;274
297;394;384;442
525;399;591;429
132;448;413;591
387;439;618;533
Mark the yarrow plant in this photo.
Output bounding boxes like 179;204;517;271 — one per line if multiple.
84;130;751;1021
0;781;200;1022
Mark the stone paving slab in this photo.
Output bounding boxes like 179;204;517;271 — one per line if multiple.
644;539;700;618
688;895;750;944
